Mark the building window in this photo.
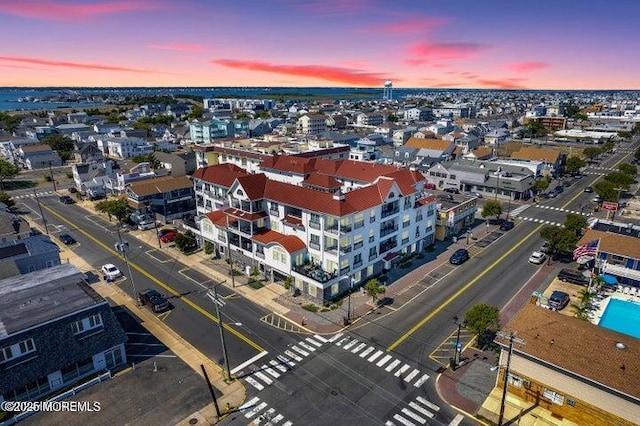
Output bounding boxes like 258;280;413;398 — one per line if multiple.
71;314;103;335
566;398;576;407
272;248;287;264
331;283;339;296
0;338;36;364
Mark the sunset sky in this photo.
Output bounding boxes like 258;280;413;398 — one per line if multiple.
1;0;638;89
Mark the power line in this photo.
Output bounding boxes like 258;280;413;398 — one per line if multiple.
496;331;526;426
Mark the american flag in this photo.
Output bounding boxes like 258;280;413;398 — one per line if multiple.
573;239;599;260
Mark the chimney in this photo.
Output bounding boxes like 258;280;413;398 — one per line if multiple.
332;190;345;201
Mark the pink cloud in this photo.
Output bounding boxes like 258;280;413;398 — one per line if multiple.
476;78;527;89
281;0;369;16
359;17;449;34
211;59;390;86
433;82;464;88
408;42;488;64
0;0;167;21
506;61;550;73
147;43;205;52
0;56;152;73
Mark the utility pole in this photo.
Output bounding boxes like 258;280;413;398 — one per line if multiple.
497;332;526;426
48;161;57;192
115;226;139;305
206;283;232;383
226;214;235;288
345;277;354;325
452;315;463;370
33;189;48;234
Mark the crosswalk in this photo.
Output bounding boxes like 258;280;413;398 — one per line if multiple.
236;334;329;391
239;396;293;426
12;190;56;199
385;395;441;426
333;333;431;389
532;205;590;216
507;204;530;217
513;216;563;227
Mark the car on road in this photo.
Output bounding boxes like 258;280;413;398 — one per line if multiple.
528;251;546;264
549;290;570;310
573;173;583;179
59;195;75;204
101;263;122;280
58;233;76;245
557;268;590;285
499;220;515;231
159;231;180;243
555;185;564;194
138;289;170;313
584;186;594;193
592;195;602;203
449;248;470;265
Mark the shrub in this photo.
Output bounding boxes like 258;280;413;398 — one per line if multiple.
204;241;213;255
248;279;263;289
283;276;292;290
43;175;52;182
302;304;319;312
426;244;436;252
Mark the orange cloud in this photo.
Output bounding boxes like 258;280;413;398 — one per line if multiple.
408;42;488;65
506;61;550;73
147;43;205;52
0;56;152;73
0;0;167;21
476;78;527;89
359;17;449;34
211;59;389;86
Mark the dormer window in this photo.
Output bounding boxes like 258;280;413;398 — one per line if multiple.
236;189;244;197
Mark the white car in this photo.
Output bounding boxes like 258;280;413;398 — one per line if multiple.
528;251;546;265
101;263;122;280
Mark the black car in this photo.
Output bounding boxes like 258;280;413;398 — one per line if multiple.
58;233;76;245
449;248;470;265
584;186;594;193
138;289;170;313
444;187;460;194
557;269;590;285
59;195;75;204
562;180;572;187
499;220;514;231
555;185;564;193
549;290;570;310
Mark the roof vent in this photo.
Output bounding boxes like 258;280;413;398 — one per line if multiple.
616;342;626;350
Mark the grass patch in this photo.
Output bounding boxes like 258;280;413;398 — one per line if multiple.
302;304;319;312
248;279;264;289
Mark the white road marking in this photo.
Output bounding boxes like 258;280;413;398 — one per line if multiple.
449;414;464;426
306;337;323;347
254;370;273;385
376;354;393;367
245;401;268;418
284;350;302;362
351;342;367;354
393;414;416;426
230;351;269;375
385;359;401;372
401;408;426;424
367;350;384;363
416;396;440;412
328;332;343;343
278;354;296;367
413;374;430;387
394;364;411;377
245;377;264;391
404;368;420;383
298;341;316;352
343;339;358;350
239;396;260;412
262;364;280;378
270;359;288;373
359;346;376;358
314;334;329;343
409;402;434;419
291;345;309;357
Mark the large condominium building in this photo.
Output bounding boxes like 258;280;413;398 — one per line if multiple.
192;160;437;303
297;114;328;135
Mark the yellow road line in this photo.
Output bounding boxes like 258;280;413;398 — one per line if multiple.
387;225;543;352
44;205;265;353
388;151;634;352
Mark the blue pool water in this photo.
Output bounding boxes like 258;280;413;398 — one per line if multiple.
598;298;640;338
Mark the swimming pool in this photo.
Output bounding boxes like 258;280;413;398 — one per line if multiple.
598;298;640;338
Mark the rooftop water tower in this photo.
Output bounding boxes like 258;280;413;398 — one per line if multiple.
383;80;393;100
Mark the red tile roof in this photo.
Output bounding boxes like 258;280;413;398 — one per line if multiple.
260;155;316;174
335;160;401;183
205;210;227;226
224;208;267;221
283;214;304;228
302;173;341;189
252;230;306;253
234;173;268;200
191;163;249;187
380;169;425;195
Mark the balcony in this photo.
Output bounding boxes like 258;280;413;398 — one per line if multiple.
403;221;411;228
293;262;337;283
340;224;352;233
269;208;279;216
353;259;363;269
309;220;321;230
326;245;338;255
381;204;400;218
369;253;377;262
354;220;364;229
325;225;339;235
380;238;397;254
309;241;321;250
353;241;364;250
380;224;399;237
340;245;352;254
339;266;350;275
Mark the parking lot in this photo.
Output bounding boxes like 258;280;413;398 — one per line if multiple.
23;304;215;426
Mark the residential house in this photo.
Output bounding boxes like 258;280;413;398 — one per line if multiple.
191;164;250;216
0;234;62;279
0;264;127;406
126;175;196;224
356;112;384;127
56;123;91;136
73;141;104;163
0;212;31;243
71;160;114;194
463;147;494;161
404;137;456;163
105;162;156;195
484;128;510;146
578;229;640;288
510;146;564;177
482;303;639;426
393;127;417;147
96;137;154;159
403;107;433;122
197;169;437;303
348;137;378;161
297;114;328;135
16;144;62;169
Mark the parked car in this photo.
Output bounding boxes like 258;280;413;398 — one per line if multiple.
555;185;564;194
438;194;454;201
499;220;515;231
592;195;602;203
159;231;180;243
465;191;483;198
539;242;552;254
528;251;546;264
101;263;122;280
562;180;572;188
557;269;590;285
583;186;594;193
138;289;169;313
58;233;76;245
449;248;470;265
547;190;557;198
157;228;178;238
573;173;583;179
549;290;570;310
425;183;436;190
444;187;460;194
138;219;157;231
59;195;75;204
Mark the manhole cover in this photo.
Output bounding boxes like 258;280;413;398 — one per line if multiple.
330;390;339;396
189;418;198;425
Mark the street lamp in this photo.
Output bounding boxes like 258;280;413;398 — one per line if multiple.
206;283;232;383
452;315;463;370
494;167;502;201
345;277;356;325
115;227;139;306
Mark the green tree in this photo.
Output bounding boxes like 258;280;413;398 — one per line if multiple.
602;141;615;153
41;134;74;161
617;163;637;176
635;147;640;162
565;156;586;175
95;198;131;223
617;130;632;139
582;147;601;163
464;303;501;349
534;176;550;192
0;112;21;133
481;200;503;220
364;278;385;304
175;230;197;253
593;181;618;202
132;121;151;137
540;225;579;257
0;159;21;190
188;105;204;120
131;153;160;169
0;191;15;207
564;213;587;237
604;171;633;190
522;120;548;138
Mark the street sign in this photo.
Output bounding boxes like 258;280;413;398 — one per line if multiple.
601;202;618;212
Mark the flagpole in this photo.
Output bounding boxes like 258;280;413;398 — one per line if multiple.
588;238;601;293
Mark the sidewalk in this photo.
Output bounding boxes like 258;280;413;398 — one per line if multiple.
26;213;246;425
